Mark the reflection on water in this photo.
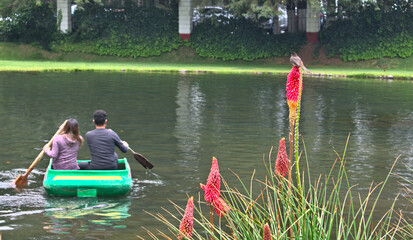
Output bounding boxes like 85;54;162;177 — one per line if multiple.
274;88;288;136
174;77;204;169
43;198;131;235
0;72;412;239
350;94;375;175
389;110;413;165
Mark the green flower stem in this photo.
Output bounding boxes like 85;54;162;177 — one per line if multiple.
294;75;303;195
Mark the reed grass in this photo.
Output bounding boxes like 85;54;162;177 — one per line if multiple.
140;135;411;239
392;164;413;239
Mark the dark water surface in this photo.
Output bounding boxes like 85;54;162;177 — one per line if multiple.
0;72;412;239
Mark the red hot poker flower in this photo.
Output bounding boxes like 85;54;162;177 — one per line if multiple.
178;197;194;239
201;157;220;204
286;66;302;124
286;66;302;110
263;223;272;240
275;138;289;177
212;197;230;217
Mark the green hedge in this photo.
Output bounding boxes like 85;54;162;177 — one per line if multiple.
54;7;306;60
52;5;182;57
3;2;413;62
190;18;306;61
319;4;413;61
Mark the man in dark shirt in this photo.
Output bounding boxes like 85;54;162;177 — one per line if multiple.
79;110;129;170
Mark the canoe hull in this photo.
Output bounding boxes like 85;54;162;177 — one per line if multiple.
43;158;133;197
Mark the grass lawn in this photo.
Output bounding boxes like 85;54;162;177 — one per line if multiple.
1;42;412;79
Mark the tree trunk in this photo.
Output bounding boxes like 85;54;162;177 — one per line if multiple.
297;0;306;32
273;15;280;34
287;0;296;33
326;0;335;27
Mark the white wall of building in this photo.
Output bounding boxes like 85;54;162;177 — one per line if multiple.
306;2;320;42
306;3;320;33
57;0;72;32
178;0;193;39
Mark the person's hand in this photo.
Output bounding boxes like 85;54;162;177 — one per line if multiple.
59;120;67;130
43;144;51;152
122;141;129;148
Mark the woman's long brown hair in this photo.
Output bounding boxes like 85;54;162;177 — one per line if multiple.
62;118;84;145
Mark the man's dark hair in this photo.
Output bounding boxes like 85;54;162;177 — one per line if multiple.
93;110;107;126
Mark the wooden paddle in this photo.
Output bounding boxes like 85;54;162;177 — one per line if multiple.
14;120;68;186
128;147;153;169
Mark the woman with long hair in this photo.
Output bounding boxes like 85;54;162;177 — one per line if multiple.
43;118;84;170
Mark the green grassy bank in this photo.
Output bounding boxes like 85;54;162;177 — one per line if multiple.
1;42;413;79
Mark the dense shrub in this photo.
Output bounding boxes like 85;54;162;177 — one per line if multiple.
0;2;57;48
52;5;182;57
54;6;306;60
190;17;306;61
319;4;413;61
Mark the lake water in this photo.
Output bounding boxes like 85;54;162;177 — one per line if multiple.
0;72;412;239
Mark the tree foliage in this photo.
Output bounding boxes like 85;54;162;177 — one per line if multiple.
0;1;57;48
194;0;287;22
321;0;412;19
320;2;413;61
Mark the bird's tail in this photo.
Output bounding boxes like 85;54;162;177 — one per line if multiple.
302;65;311;74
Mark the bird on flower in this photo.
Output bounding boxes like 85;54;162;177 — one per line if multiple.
286;65;302;126
290;52;311;73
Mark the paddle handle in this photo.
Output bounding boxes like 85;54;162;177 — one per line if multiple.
23;120;67;176
128;147;136;154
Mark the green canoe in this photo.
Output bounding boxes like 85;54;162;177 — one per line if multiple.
43;158;133;197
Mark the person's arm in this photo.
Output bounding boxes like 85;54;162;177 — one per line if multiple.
80;135;84;146
113;132;129;153
43;135;61;158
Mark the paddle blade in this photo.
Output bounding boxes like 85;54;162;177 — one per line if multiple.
13;174;28;186
133;152;154;169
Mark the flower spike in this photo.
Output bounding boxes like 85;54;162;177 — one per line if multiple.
263;223;272;240
178;197;194;239
286;66;302;125
275;138;289;177
212;197;230;217
201;157;220;204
